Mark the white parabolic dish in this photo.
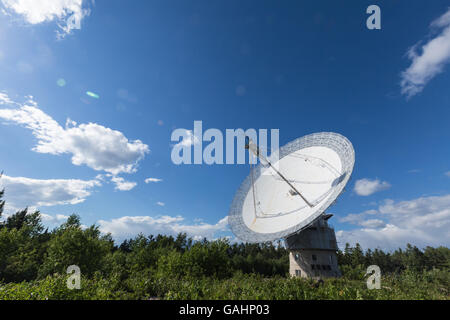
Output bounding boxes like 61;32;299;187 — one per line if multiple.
228;132;355;243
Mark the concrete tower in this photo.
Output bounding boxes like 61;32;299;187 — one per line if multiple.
286;214;341;279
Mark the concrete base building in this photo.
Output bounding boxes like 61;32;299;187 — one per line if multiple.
285;214;341;279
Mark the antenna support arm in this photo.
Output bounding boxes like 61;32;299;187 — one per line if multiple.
245;136;313;208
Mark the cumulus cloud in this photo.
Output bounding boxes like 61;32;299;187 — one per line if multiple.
400;7;450;98
0;92;15;105
110;176;137;191
40;213;69;224
358;219;387;229
337;194;450;250
1;0;91;38
339;209;378;224
0;174;100;212
0;94;149;175
156;201;165;207
145;177;162;183
98;215;229;242
353;178;391;196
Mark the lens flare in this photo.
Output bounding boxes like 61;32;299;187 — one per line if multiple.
56;78;66;87
86;91;100;99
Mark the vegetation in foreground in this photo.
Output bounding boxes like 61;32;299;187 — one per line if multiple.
0;189;449;300
0;268;448;300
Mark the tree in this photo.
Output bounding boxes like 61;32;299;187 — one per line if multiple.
4;208;44;235
404;243;426;271
0;188;4;219
0;173;5;225
156;239;231;279
0;210;47;282
423;246;450;269
5;208;28;230
39;214;114;278
0;172;4;218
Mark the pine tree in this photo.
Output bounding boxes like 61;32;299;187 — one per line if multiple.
0;172;5;218
0;188;4;219
6;208;28;230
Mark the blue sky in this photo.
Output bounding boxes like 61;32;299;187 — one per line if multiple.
0;0;449;250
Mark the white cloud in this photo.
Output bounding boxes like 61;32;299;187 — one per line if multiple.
445;171;450;177
1;0;91;38
337;194;450;250
0;174;100;211
98;215;229;242
0;92;15;105
145;177;162;183
40;213;69;224
110;176;137;191
354;178;391;196
400;7;450;98
156;201;165;207
358;219;386;229
0;94;149;175
339;209;378;224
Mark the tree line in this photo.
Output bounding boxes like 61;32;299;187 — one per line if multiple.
0;186;449;284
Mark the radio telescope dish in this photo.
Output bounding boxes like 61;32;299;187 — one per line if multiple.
228;132;355;243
